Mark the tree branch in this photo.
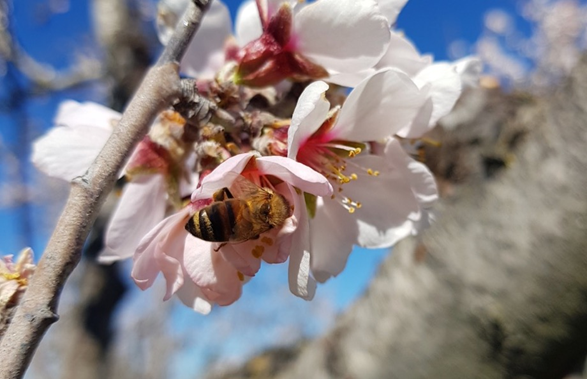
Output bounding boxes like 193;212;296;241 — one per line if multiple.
0;1;213;378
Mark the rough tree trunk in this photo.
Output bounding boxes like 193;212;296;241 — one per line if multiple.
273;61;587;379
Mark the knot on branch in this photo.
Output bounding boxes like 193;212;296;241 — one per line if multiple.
175;78;235;129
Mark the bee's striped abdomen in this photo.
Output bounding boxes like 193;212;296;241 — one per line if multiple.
185;201;238;242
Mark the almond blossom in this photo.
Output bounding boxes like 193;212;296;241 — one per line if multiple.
234;0;391;86
31;101;194;264
131;153;332;312
1;248;35;311
160;0;392;87
287;70;435;282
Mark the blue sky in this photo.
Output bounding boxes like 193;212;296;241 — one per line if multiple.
0;0;539;374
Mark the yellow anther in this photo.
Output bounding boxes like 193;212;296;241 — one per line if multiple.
252;245;265;258
348;207;356;214
348;147;362;157
367;169;380;176
350;173;358;180
331;194;336;199
3;273;19;281
237;271;245;281
356;202;362;208
261;236;273;246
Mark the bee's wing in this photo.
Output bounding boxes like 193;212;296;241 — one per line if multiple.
229;175;269;199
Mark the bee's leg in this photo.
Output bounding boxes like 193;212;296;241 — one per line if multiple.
213;242;227;252
212;187;234;201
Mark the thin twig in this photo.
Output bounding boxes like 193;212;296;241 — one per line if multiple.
0;1;212;378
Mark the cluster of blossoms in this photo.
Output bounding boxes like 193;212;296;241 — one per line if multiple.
32;0;480;314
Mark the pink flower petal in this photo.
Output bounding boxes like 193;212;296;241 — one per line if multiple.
257;156;333;197
131;208;191;291
183;237;243;306
192;153;254;201
220;243;262;277
101;174;167;264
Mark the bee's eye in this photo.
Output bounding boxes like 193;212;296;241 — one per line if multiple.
260;203;271;219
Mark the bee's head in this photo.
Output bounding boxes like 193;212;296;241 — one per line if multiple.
265;192;290;227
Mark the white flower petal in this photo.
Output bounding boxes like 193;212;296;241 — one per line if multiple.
397;96;433;139
454;56;483;88
334;69;425;141
157;0;190;45
287;192;316;299
378;31;432;77
32;124;112;181
326;32;432;88
180;0;232;78
54;100;121;130
288;81;330;159
342;155;417;248
175;275;213;315
295;0;390;74
376;0;408;25
310;196;357;283
413;62;462;128
235;0;262;46
100;174;167;263
389;142;438;208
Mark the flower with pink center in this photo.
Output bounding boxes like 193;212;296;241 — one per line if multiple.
31;101;194;264
233;0;391;87
1;248;35;310
287;69;435;281
131;152;332;312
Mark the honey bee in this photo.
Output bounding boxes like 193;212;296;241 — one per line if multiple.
185;176;291;243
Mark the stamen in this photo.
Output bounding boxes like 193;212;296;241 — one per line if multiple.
348;207;355;214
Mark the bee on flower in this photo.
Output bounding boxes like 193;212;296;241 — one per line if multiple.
30;0;480;313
